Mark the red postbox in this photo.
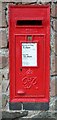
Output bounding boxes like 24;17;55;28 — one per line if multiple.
9;5;50;110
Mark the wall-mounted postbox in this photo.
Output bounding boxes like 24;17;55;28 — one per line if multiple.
9;5;50;110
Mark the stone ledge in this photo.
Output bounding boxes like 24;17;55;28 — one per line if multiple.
19;118;56;120
2;111;28;119
1;0;21;2
2;111;57;120
1;118;57;120
0;0;55;3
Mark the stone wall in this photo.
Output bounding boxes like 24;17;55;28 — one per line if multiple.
0;0;57;120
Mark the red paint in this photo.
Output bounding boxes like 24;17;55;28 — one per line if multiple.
9;5;50;103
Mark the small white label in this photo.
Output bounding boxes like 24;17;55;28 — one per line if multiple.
22;43;37;66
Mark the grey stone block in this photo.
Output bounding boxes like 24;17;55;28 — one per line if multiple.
1;0;21;2
2;111;28;119
19;118;56;120
22;0;36;3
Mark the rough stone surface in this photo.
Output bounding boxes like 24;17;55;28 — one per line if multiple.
55;4;57;17
0;74;2;111
2;79;9;93
2;111;28;119
0;84;2;109
55;56;57;74
50;77;55;96
50;76;57;97
51;3;55;17
0;111;2;120
0;55;8;68
1;0;21;2
55;99;57;110
22;0;37;3
0;3;7;27
50;77;57;96
55;34;57;54
1;0;55;3
2;68;9;80
51;3;57;17
53;20;57;33
0;29;7;48
51;54;55;75
19;118;56;120
2;94;9;108
0;74;2;84
55;80;57;95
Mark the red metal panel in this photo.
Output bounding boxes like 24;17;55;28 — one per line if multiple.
9;5;50;103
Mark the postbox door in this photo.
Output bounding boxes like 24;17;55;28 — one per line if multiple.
15;34;46;99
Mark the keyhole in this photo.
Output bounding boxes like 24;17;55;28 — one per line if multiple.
20;68;22;72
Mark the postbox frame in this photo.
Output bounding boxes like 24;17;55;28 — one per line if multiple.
9;5;50;110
